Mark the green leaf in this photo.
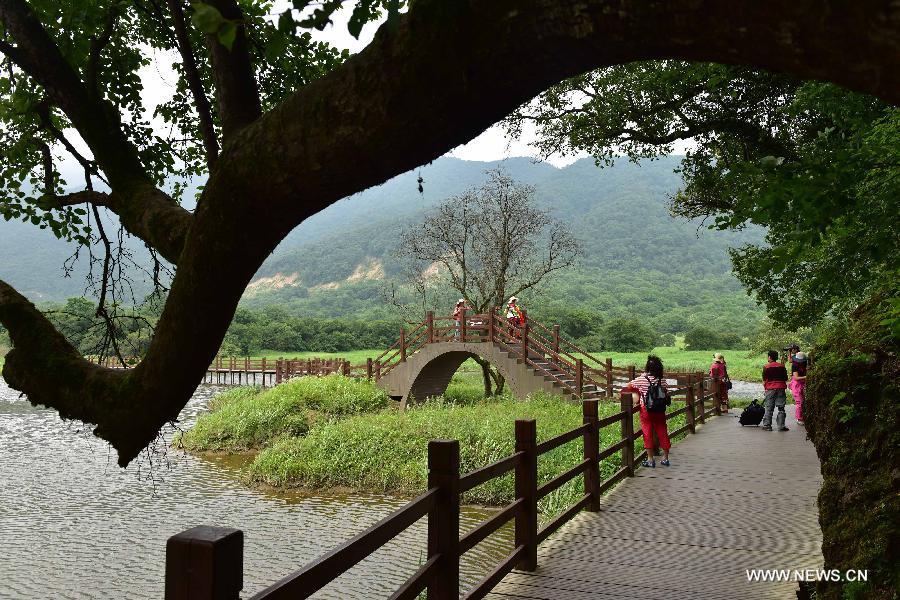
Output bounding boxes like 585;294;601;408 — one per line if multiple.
191;2;226;35
278;10;295;33
217;21;237;50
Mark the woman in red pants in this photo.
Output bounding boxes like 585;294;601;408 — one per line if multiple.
625;355;672;467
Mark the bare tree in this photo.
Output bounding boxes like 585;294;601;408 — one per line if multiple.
395;169;580;395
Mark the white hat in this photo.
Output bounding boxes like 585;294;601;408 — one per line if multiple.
795;352;808;361
508;296;518;303
456;299;465;305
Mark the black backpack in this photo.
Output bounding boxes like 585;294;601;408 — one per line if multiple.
643;376;670;413
739;399;765;426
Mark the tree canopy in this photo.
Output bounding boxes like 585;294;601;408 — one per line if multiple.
0;0;898;465
509;62;899;326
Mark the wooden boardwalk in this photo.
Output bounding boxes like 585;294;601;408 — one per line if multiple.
487;410;823;600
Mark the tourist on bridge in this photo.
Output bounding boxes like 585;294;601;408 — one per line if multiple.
762;350;790;431
506;297;526;337
709;353;730;413
625;355;672;468
453;299;470;338
790;351;808;425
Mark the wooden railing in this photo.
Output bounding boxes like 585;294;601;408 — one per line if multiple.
166;377;721;600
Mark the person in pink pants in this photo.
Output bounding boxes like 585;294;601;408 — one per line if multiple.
789;351;809;424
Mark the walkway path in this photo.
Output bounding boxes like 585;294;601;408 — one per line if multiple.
487;410;823;600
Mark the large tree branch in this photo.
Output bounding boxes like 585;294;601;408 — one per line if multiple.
0;0;191;262
203;0;261;138
211;0;900;235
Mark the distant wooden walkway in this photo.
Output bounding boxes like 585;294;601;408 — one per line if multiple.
488;411;823;600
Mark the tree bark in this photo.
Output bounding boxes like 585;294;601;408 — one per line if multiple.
2;0;899;465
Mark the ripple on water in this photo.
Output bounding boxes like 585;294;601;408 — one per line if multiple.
0;379;513;599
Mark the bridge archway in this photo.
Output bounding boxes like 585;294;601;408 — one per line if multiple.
378;340;554;408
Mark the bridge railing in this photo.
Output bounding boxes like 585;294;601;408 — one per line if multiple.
166;380;722;600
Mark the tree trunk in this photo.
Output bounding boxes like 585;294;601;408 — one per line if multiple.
474;356;493;397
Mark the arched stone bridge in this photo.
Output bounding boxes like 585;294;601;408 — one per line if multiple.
373;309;630;407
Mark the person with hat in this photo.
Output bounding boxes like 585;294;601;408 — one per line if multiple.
506;297;526;338
452;299;470;339
709;353;730;413
790;351;809;425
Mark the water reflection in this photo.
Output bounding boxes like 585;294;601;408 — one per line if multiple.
0;379;512;599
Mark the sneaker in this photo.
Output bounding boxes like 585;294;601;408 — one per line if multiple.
641;459;656;468
797;420;805;426
761;425;773;431
660;459;670;467
779;426;790;432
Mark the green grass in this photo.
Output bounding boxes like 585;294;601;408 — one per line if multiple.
180;375;390;451
582;347;766;382
247;392;686;514
254;349;385;365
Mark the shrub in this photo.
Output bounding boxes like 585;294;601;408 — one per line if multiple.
601;317;656;352
683;326;743;350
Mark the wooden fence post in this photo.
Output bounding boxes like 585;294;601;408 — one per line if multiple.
375;360;382;381
583;400;601;511
427;440;460;600
685;374;696;434
575;359;584;399
165;526;243;600
342;361;350;376
427;311;435;344
620;391;635;477
366;358;373;380
515;420;538;571
552;324;560;354
627;365;636;382
521;322;529;360
400;327;407;362
605;358;614;398
274;359;281;385
261;357;266;387
697;371;706;424
487;309;495;343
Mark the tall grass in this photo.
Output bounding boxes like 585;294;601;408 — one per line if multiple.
247;393;687;515
181;375;390;451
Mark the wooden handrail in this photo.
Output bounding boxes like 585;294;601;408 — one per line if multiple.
537;458;591;499
248;487;439;599
535;422;590;454
459;452;523;493
459;498;524;555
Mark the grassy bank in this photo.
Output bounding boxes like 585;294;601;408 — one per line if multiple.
180;376;390;451
247;393;686;512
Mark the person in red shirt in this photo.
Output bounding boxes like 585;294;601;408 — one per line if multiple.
762;349;789;431
624;355;671;468
709;353;730;413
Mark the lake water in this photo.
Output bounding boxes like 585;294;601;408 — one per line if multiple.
0;379;512;599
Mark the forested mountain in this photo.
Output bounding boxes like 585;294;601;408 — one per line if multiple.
244;156;765;337
0;155;766;338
